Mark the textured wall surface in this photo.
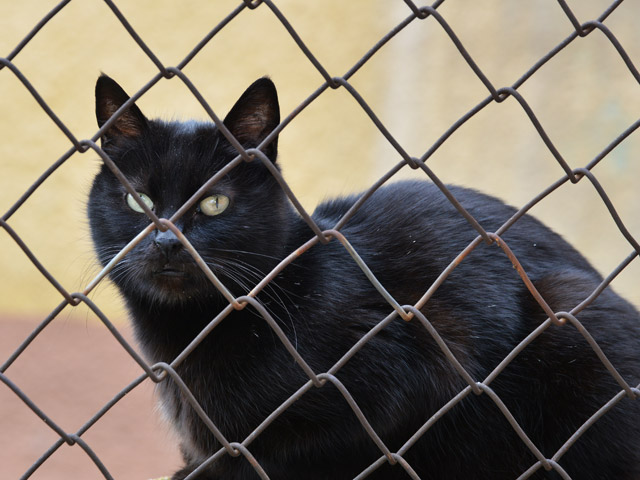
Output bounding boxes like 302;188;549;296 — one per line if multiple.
1;1;638;320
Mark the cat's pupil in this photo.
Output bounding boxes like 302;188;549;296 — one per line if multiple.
199;194;229;216
126;192;154;213
124;192;229;217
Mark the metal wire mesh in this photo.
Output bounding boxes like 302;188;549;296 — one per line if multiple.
1;0;640;479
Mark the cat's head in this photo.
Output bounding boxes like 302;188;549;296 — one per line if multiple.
88;75;287;307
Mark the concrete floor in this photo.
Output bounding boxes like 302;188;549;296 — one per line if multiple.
0;317;182;480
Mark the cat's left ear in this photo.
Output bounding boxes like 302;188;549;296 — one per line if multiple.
222;77;280;162
95;74;148;146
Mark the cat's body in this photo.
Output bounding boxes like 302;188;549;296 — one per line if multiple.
89;75;640;479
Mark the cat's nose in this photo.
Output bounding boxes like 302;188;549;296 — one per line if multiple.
154;229;183;258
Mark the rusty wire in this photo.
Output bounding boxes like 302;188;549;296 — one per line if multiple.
1;0;640;479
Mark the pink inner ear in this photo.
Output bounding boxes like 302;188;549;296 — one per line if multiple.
102;99;144;138
113;108;144;137
234;112;269;144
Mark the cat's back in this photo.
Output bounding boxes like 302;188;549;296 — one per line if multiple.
304;182;640;480
314;179;547;242
311;179;593;279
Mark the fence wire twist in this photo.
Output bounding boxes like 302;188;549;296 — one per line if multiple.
1;0;640;479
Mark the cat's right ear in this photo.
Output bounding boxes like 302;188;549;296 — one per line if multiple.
95;75;147;146
222;77;280;162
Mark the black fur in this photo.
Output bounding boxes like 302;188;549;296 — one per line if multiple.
88;75;640;479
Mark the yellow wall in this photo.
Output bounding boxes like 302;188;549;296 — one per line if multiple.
1;0;639;323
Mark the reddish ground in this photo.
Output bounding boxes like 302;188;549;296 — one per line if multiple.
0;317;182;480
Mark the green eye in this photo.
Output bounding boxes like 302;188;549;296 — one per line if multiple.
199;194;229;216
126;192;154;213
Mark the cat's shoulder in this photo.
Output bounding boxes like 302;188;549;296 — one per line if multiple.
311;179;512;227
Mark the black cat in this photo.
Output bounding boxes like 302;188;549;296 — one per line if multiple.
88;75;640;479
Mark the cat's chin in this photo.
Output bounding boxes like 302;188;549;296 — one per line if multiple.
127;266;220;307
153;267;189;278
139;282;218;308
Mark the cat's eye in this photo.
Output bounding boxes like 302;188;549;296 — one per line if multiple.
199;194;229;216
126;192;154;213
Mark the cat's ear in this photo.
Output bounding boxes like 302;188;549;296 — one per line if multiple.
222;77;280;162
95;74;147;145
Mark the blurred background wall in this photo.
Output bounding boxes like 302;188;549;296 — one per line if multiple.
1;0;639;320
1;1;639;479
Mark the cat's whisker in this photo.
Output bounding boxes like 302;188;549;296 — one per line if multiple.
203;255;299;350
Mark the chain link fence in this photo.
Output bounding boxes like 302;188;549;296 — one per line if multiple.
1;0;640;478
